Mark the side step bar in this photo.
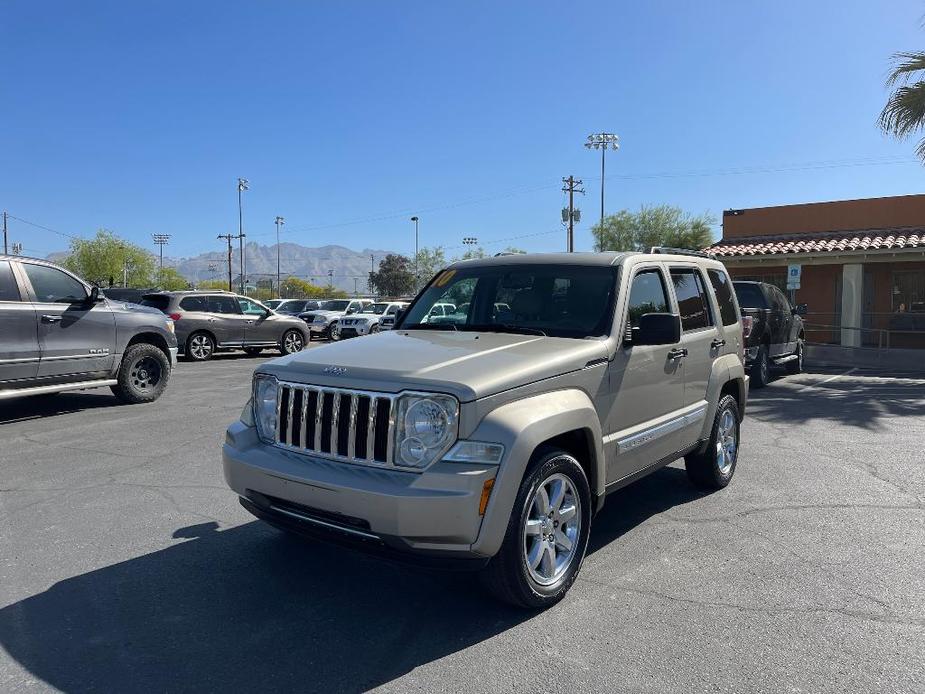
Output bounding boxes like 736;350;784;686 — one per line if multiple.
772;354;799;364
0;378;118;401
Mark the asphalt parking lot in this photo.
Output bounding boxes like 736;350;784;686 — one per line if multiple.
1;350;923;693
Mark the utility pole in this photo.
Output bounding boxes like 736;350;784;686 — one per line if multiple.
217;234;235;292
410;216;419;290
152;234;171;280
275;215;284;298
237;178;249;294
584;133;619;250
561;177;584;252
353;277;359;296
2;211;7;255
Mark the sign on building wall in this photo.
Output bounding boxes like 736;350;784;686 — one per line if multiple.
787;263;801;290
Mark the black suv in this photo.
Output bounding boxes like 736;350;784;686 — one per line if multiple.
140;291;309;361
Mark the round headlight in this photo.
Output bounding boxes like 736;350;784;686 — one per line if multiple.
404;398;451;448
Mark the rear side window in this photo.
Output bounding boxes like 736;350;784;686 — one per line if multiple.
208;296;240;314
670;268;714;331
626;269;669;328
733;283;768;309
179;296;208;311
23;263;87;303
0;261;21;301
141;295;171;312
707;269;739;326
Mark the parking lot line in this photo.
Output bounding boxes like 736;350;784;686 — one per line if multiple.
796;367;857;394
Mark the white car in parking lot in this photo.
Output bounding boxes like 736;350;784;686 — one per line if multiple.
336;301;409;338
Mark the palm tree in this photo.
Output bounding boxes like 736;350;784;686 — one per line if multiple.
879;51;925;159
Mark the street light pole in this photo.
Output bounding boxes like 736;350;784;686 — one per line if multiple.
237;178;248;294
584;133;619;250
275;215;284;298
152;234;171;284
410;216;419;289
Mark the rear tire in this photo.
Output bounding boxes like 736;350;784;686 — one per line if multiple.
279;329;305;355
750;343;770;388
479;448;592;609
785;339;804;374
186;332;215;361
111;343;170;404
684;394;740;490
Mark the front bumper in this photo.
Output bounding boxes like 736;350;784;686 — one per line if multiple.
222;421;497;561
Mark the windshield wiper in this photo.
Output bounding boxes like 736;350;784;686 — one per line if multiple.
463;323;547;336
401;323;458;331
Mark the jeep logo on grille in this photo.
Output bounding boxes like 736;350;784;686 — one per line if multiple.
323;366;347;375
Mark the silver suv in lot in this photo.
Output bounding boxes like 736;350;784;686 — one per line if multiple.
141;291;309;361
223;250;748;607
0;255;178;403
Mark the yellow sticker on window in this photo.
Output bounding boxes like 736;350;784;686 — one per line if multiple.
434;269;456;288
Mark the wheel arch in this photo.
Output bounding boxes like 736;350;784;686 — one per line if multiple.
125;331;171;363
466;389;603;558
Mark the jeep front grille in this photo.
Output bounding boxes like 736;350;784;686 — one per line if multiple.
275;383;394;465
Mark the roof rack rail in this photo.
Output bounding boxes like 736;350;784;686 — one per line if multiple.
648;246;715;259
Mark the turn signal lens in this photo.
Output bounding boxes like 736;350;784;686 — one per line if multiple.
741;315;754;340
479;478;495;516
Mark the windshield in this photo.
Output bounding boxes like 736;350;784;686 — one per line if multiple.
321;300;350;311
264;299;283;309
368;303;389;314
398;264;618;338
733;283;768;309
276;300;304;313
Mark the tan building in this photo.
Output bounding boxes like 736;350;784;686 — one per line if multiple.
707;194;925;354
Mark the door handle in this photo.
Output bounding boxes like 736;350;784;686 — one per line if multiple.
667;347;688;360
245;320;255;324
711;338;726;349
41;315;62;324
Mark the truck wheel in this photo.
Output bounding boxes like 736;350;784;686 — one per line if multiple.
110;343;170;404
279;329;305;355
480;448;592;609
750;343;770;388
186;332;215;361
785;339;804;374
684;394;740;491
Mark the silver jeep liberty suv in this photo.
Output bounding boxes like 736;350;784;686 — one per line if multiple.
223;250;748;608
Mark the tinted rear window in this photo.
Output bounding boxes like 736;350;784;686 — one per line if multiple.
708;269;739;326
140;295;170;312
180;296;208;311
0;261;21;301
733;283;768;309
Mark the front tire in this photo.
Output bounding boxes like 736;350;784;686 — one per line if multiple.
110;343;170;404
186;332;215;361
750;343;770;388
684;394;740;490
786;338;804;374
480;448;592;609
279;329;305;355
329;323;341;341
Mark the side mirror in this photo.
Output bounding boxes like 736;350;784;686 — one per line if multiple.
89;286;104;303
346;308;357;315
793;304;808;316
629;313;681;346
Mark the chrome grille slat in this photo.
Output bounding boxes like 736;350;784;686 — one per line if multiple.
347;394;358;459
277;382;395;468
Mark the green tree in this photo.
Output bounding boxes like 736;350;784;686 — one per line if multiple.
368;254;415;297
63;230;157;287
452;245;524;262
279;277;333;299
591;205;715;252
413;246;448;285
156;267;191;291
197;279;231;291
879;50;925;159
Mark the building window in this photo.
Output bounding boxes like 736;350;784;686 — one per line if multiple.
893;270;925;313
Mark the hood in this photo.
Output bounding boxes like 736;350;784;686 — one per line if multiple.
105;298;165;316
261;329;609;402
300;309;341;318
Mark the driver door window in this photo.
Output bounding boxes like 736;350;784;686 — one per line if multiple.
23;264;87;303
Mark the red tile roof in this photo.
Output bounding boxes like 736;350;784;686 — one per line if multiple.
707;227;925;257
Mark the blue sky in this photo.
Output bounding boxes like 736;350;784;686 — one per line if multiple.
2;0;924;263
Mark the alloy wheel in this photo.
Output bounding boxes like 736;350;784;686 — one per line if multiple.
715;408;738;475
130;356;162;392
189;334;212;360
522;472;582;586
283;331;304;353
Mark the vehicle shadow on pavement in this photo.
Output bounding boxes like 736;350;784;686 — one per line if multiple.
0;392;123;425
0;468;699;693
746;375;925;431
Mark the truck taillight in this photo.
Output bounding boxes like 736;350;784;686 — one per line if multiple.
169;312;182;321
741;315;753;339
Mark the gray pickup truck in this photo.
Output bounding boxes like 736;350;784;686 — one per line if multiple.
223;250;748;607
0;255;178;404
